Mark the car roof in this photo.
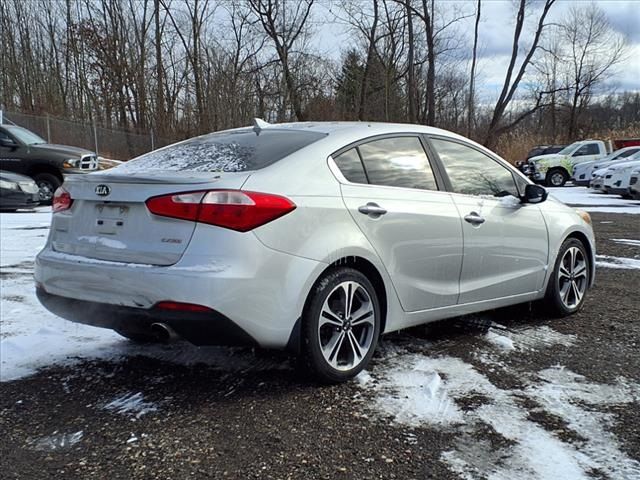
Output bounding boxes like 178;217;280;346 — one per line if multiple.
254;121;468;140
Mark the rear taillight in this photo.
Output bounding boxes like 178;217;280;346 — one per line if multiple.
146;190;296;232
52;187;73;213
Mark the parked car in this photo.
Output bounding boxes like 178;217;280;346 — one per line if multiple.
527;140;609;187
572;146;640;186
628;167;640;200
602;158;640;197
590;168;608;192
35;121;596;382
0;124;100;204
0;170;40;211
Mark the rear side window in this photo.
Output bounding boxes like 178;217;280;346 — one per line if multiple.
430;138;519;197
113;128;326;173
357;137;438;191
333;148;368;183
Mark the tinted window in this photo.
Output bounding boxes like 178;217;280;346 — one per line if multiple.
114;128;326;173
333;148;368;183
430;138;518;197
574;144;599;156
4;126;46;145
358;137;437;190
615;148;640;159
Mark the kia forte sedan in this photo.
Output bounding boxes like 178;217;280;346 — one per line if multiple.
35;121;595;382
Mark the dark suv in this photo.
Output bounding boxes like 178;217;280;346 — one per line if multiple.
0;125;99;203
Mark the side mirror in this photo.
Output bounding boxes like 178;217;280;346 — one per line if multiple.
523;184;548;204
0;137;18;148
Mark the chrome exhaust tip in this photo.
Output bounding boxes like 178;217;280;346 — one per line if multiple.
150;322;180;343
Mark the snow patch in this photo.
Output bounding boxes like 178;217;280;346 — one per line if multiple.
104;392;158;418
596;255;640;269
484;331;515;351
611;238;640;247
355;370;373;386
78;235;127;249
508;325;576;350
547;186;640;213
359;351;640;480
32;431;83;451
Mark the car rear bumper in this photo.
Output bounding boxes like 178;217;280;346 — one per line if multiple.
0;190;40;209
35;236;325;349
36;287;258;346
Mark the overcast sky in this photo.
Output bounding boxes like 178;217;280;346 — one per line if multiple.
314;0;640;101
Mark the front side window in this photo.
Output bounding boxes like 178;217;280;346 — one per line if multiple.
357;137;438;191
4;126;45;145
430;138;519;197
574;144;599;156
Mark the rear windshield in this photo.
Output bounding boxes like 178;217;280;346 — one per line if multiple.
113;128;326;173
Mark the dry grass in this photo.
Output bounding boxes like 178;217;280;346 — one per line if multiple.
495;124;640;164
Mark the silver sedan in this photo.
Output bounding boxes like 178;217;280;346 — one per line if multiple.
35;121;596;382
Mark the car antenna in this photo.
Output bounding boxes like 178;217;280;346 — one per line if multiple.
253;118;271;134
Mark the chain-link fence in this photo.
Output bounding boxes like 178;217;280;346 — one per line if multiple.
2;111;174;160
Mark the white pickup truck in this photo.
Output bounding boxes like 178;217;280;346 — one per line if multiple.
527;140;609;187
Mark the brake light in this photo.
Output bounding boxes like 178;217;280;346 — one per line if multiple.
52;187;73;213
146;190;296;232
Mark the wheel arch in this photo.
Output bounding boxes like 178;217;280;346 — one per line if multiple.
565;230;596;287
546;166;570;183
27;164;63;181
287;255;389;354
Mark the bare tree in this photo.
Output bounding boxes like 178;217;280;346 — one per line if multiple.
248;0;314;121
561;3;627;138
483;0;557;148
467;0;480;137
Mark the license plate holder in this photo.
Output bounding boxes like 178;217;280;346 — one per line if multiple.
95;204;129;235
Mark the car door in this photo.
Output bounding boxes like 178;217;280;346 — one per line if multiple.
334;135;463;312
428;137;549;304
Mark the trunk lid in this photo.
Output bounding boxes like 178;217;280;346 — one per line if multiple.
51;171;250;265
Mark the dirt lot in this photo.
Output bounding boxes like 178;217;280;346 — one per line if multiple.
1;211;639;480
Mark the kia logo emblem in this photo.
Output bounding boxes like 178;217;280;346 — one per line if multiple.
95;184;111;196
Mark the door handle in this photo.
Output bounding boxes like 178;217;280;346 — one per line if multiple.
358;202;387;217
464;212;485;225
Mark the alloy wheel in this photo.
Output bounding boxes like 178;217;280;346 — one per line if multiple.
558;246;588;309
550;171;565;186
317;281;376;371
37;181;54;202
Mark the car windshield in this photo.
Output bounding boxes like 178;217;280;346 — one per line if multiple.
613;148;640;159
5;126;47;145
113;128;327;173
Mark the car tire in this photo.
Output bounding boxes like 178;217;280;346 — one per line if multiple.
545;168;568;187
34;173;61;205
301;267;381;383
544;238;590;317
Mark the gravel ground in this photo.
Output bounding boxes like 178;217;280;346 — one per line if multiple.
0;211;638;480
